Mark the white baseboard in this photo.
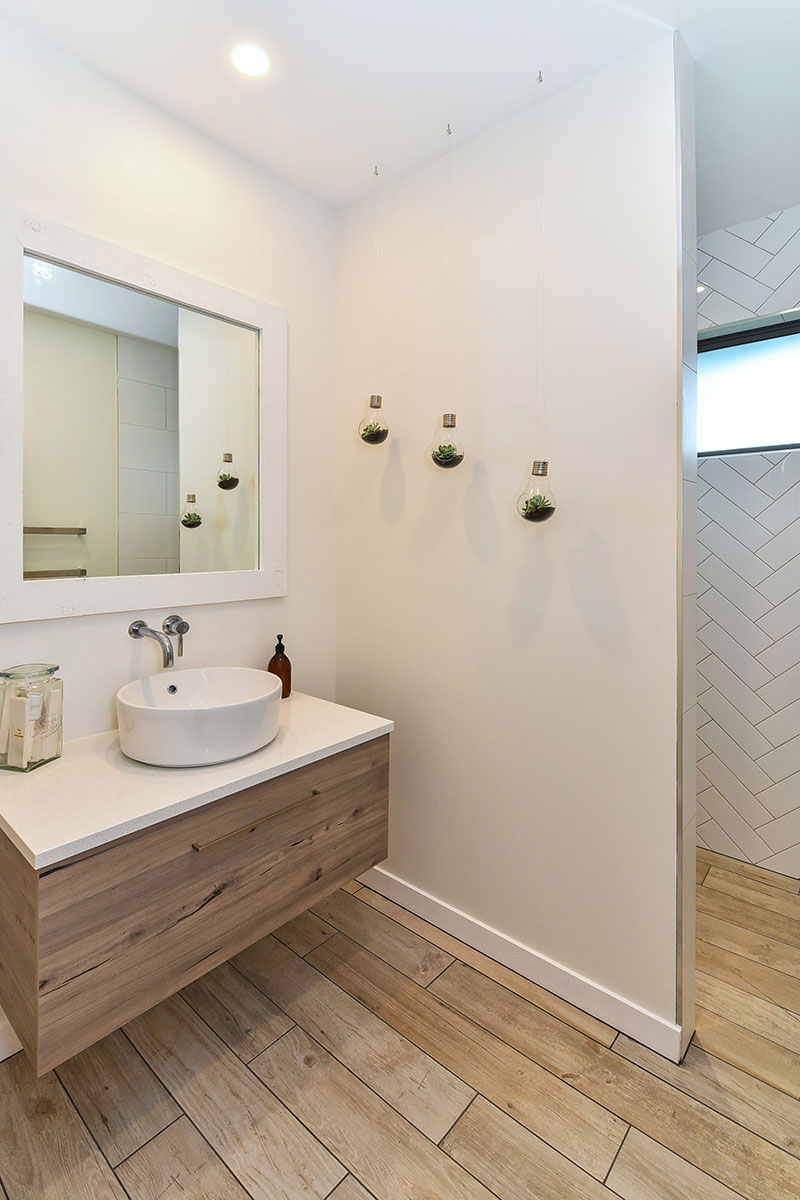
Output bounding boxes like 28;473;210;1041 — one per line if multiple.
0;1008;22;1063
359;866;683;1063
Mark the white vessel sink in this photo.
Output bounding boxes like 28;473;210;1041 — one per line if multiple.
116;667;282;767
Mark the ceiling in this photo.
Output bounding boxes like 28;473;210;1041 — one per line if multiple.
1;0;798;231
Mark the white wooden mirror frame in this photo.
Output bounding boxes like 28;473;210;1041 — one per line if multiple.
0;210;287;624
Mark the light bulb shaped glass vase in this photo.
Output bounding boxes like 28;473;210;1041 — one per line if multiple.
181;494;203;529
358;395;389;444
517;461;556;522
217;453;240;490
430;414;464;469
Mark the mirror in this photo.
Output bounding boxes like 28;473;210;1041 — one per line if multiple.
23;255;259;580
0;210;286;623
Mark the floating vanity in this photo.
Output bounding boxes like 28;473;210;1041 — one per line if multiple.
0;693;391;1074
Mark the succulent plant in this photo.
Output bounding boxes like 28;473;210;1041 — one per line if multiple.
432;443;460;463
181;512;202;528
522;495;553;514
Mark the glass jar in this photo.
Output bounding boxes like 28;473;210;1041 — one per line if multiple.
217;453;240;490
181;494;203;528
0;663;63;772
517;460;556;522
358;395;389;444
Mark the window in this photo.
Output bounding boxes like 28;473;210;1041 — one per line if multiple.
697;322;800;456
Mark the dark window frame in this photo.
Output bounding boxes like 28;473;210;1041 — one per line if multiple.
697;316;800;458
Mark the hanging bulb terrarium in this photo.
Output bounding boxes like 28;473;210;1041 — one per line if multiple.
517;461;556;522
516;100;556;526
217;452;239;490
181;493;202;528
358;395;389;444
430;414;464;469
358;165;390;448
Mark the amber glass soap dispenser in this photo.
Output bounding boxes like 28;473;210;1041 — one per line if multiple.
268;634;291;698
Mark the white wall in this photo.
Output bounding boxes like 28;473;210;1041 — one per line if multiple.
0;17;338;739
23;310;118;578
337;35;690;1050
177;310;259;574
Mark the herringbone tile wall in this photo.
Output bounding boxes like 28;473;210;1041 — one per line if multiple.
697;450;800;878
697;203;800;329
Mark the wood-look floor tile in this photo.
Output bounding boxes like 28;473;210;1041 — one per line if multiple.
705;868;800;921
55;1029;180;1167
697;970;800;1056
341;881;364;895
0;1053;126;1200
697;862;710;885
606;1127;742;1199
694;1007;800;1097
125;995;345;1200
614;1036;800;1158
697;937;800;1014
272;909;338;957
697;885;800;949
414;954;800;1200
233;935;474;1141
181;960;293;1061
252;1026;494;1200
697;911;800;979
697;848;800;894
441;1095;609;1200
307;936;627;1180
311;890;454;984
116;1115;249;1199
327;1178;374;1200
357;886;617;1046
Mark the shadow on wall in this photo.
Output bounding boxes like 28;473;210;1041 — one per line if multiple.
463;462;500;564
508;539;553;644
568;529;632;659
380;441;406;526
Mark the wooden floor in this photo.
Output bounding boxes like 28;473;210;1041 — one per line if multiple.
2;852;800;1199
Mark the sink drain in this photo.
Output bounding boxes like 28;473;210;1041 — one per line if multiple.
167;684;178;694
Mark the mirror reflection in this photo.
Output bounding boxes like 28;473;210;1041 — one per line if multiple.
22;255;259;580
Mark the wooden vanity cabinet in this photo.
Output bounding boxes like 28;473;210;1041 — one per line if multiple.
0;735;389;1074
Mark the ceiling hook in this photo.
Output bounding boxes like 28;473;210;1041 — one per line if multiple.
537;70;543;84
374;164;379;176
446;123;452;136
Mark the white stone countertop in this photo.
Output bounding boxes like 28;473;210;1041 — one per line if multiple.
0;692;393;870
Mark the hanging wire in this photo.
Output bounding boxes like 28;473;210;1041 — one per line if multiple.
444;122;455;413
371;164;381;390
535;95;546;456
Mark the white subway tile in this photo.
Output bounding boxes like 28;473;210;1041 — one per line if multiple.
118;378;166;429
119;468;167;515
118;513;179;559
697;230;771;276
119;424;179;474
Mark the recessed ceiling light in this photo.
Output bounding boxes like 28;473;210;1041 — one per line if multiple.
697;285;706;293
231;44;270;77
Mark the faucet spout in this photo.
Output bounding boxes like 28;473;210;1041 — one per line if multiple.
128;620;175;668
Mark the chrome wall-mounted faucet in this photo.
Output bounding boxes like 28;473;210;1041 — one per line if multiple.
162;614;190;657
128;614;190;668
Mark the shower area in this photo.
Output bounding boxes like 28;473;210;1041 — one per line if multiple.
696;204;800;880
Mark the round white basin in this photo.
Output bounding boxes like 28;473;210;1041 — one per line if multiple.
116;667;283;767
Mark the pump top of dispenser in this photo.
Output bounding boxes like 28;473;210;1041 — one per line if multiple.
274;634;285;654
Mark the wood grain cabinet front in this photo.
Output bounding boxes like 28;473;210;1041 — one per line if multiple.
0;735;389;1074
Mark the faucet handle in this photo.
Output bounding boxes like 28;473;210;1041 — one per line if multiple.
162;614;190;656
